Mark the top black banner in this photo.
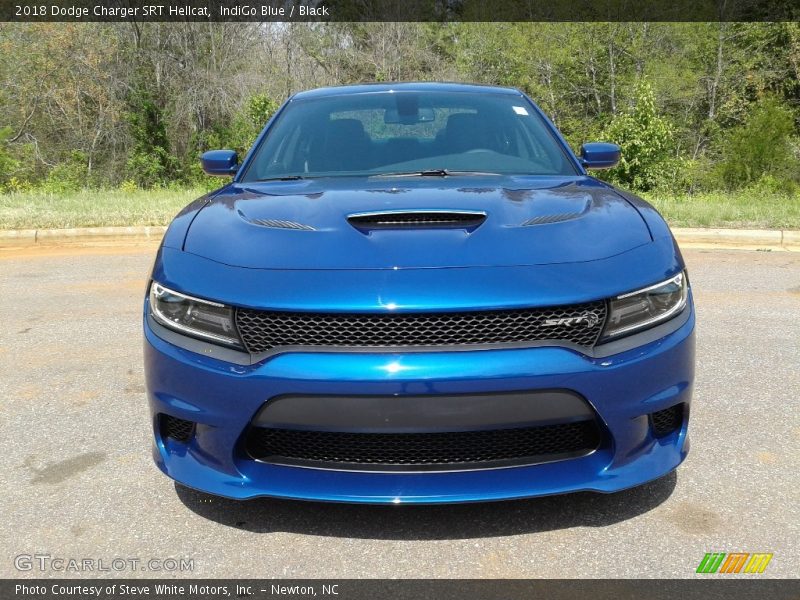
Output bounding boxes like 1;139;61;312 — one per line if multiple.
1;0;799;22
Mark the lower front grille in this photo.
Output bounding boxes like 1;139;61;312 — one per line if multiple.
160;414;195;443
650;404;683;437
245;421;601;471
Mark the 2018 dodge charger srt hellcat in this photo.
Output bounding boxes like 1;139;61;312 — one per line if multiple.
144;83;694;503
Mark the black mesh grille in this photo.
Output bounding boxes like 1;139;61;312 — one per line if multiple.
245;421;601;470
651;405;683;437
236;301;606;354
160;414;195;443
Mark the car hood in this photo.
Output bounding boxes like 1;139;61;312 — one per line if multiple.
183;175;652;270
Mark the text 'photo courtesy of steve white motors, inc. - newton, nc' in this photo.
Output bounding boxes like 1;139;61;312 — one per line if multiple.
14;582;338;598
12;3;330;18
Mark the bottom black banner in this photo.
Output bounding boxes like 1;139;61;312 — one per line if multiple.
3;579;799;600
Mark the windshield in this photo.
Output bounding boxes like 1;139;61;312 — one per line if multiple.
240;90;578;181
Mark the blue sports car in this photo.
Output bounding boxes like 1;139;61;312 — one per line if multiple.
144;82;694;503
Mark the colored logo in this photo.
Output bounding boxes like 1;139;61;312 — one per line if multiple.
696;552;773;574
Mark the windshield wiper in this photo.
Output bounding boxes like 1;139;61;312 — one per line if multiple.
372;169;498;178
253;175;305;182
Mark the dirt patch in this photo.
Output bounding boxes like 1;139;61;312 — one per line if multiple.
0;242;158;261
24;452;107;485
662;501;722;535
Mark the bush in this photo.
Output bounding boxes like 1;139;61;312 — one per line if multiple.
182;92;280;188
712;96;797;190
119;179;138;194
600;82;676;192
743;173;799;196
248;94;280;130
40;151;89;193
0;127;21;192
126;147;176;189
4;177;31;193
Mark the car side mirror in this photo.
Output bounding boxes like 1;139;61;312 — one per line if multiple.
579;142;621;170
201;150;239;177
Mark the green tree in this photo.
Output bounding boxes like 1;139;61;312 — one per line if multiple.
601;81;676;191
125;83;176;188
248;94;280;129
1;22;798;195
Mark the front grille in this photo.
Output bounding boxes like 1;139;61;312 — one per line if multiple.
245;421;601;470
160;414;195;443
650;405;683;437
236;301;606;354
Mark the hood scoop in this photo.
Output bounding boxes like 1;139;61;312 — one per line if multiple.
348;210;486;231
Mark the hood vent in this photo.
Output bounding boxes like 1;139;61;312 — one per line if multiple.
522;212;583;226
238;210;315;231
348;210;486;230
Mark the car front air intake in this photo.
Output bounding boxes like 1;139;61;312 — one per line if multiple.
347;210;486;230
245;420;602;471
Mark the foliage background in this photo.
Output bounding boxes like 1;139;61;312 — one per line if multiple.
0;22;798;197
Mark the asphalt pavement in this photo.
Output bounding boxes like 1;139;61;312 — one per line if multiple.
0;244;798;578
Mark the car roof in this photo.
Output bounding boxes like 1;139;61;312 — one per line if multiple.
291;82;523;100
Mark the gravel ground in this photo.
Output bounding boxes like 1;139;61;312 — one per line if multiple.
0;245;798;579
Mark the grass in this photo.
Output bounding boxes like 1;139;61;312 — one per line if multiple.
642;191;800;230
0;188;207;230
0;187;798;230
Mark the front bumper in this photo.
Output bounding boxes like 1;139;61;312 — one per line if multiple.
144;300;695;504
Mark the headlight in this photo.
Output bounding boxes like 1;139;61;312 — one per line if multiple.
149;282;243;349
600;272;688;341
